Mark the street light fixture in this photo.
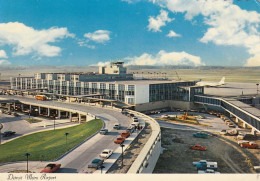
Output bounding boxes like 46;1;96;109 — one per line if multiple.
24;153;30;173
256;83;259;95
64;133;69;151
120;144;125;167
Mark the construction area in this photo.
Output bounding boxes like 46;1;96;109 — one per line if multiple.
153;126;260;174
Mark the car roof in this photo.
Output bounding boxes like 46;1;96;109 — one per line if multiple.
92;159;101;163
103;149;112;152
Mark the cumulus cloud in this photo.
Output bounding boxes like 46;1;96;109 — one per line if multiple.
0;59;11;65
148;10;174;32
0;22;74;57
167;30;181;38
84;30;111;43
124;50;204;66
152;0;260;66
0;50;8;58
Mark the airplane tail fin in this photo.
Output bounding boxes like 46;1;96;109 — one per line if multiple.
219;77;225;85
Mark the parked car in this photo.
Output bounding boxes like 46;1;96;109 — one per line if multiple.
88;159;104;169
99;129;108;135
126;126;135;133
99;149;113;158
113;124;121;130
192;160;207;166
40;163;61;173
193;132;208;138
189;144;207;151
114;137;125;144
195;161;218;171
121;131;130;138
198;169;220;174
127;113;134;118
237;140;250;145
2;131;16;137
13;112;19;117
240;142;259;149
121;110;129;115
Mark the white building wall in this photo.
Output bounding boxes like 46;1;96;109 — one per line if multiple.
135;84;149;104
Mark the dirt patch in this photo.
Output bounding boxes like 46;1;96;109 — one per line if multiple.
153;128;260;173
107;123;152;173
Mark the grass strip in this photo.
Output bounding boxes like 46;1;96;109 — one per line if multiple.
0;119;103;163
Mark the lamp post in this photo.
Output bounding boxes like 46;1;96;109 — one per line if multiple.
257;83;259;95
64;133;69;151
120;144;125;167
0;123;3;145
53;116;56;130
99;165;105;174
24;153;30;173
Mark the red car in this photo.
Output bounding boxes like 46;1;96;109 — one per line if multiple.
40;163;61;173
189;144;207;151
114;137;125;144
240;142;258;149
121;131;130;138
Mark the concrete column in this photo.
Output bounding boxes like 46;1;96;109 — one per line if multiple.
235;117;238;123
7;103;11;112
58;110;61;119
21;104;24;111
69;112;72;122
13;103;16;110
251;128;258;136
66;111;68;118
39;106;41;115
47;108;50;117
243;122;248;129
78;113;81;124
29;105;32;112
86;114;88;122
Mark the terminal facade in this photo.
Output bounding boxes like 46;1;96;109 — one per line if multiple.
10;62;204;111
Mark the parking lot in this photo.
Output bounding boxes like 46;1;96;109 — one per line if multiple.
152;113;260;173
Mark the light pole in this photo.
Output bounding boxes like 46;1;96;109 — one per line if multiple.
0;123;3;145
256;83;259;95
24;153;30;173
120;144;125;167
99;165;105;174
64;133;69;151
53;116;56;130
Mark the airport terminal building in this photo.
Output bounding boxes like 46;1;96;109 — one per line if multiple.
10;62;204;111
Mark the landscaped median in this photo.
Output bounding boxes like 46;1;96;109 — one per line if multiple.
0;119;103;163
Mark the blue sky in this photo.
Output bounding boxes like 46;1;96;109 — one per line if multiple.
0;0;260;67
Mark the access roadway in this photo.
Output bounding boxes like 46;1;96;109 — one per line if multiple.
0;95;133;173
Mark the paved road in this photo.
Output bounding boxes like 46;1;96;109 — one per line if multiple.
0;95;132;173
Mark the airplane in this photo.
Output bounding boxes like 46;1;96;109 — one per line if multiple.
196;77;225;87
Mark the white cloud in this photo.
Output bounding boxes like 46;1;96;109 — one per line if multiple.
167;30;181;38
0;59;11;65
121;0;140;3
148;10;174;32
0;22;74;57
84;30;111;43
124;50;204;66
0;50;8;58
245;54;260;67
152;0;260;66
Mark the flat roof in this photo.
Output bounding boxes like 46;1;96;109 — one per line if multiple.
93;79;194;85
223;98;260;118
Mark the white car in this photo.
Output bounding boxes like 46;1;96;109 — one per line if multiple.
99;149;113;158
237;140;250;145
198;169;220;174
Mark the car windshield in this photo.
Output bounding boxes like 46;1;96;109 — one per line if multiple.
102;151;109;154
46;164;55;169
